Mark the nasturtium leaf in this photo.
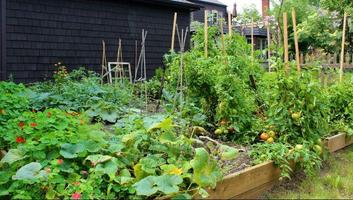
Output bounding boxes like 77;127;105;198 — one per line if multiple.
12;162;47;180
60;143;85;159
154;175;183;194
190;148;222;188
219;145;238;161
133;176;158;196
1;149;26;164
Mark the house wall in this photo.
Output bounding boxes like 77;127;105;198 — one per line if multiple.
0;0;6;80
190;1;227;23
4;0;191;82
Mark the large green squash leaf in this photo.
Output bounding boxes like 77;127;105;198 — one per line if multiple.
190;148;222;188
1;149;27;164
154;175;183;194
60;143;85;159
133;176;158;196
12;162;47;180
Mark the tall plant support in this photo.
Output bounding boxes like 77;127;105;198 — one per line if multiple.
340;12;347;82
134;30;148;111
204;10;208;58
283;12;289;74
173;26;189;111
100;40;111;84
251;18;254;61
171;12;177;51
228;13;232;36
292;9;301;72
115;39;124;83
266;18;271;72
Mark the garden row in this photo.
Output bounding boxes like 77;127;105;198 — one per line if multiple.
1;26;353;199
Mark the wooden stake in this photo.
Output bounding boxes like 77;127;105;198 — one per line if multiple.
228;13;232;36
220;19;226;58
340;12;347;82
283;12;289;74
171;12;177;51
292;8;301;72
204;10;208;58
266;20;271;72
251;18;254;60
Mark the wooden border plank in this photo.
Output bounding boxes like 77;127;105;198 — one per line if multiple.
208;132;353;199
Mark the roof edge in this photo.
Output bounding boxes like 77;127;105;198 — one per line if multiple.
189;0;227;8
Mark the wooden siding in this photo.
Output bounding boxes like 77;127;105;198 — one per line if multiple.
0;0;6;80
190;1;227;23
4;0;191;82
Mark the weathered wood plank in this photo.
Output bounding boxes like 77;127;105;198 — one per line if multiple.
207;161;281;199
326;132;353;152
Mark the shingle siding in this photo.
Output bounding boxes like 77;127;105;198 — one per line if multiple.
4;0;191;82
191;1;227;23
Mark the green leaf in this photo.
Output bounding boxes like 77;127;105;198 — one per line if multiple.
190;148;222;188
219;145;238;161
1;149;26;164
159;131;177;144
0;171;11;184
60;143;85;159
100;110;118;123
133;176;158;196
172;193;192;200
155;175;183;194
12;162;47;180
85;155;112;165
148;117;174;132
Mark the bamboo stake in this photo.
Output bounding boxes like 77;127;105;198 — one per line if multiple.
266;19;271;72
228;13;232;36
220;19;226;59
283;12;289;74
204;10;208;58
340;12;347;82
251;18;254;60
171;12;177;51
292;9;300;72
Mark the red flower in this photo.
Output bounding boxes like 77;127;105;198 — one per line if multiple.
18;122;25;129
47;112;52;117
16;136;26;144
57;159;64;165
30;122;37;127
72;192;81;200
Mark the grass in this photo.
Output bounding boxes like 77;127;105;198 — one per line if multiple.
266;146;353;199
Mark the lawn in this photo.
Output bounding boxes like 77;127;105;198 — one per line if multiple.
266;146;353;199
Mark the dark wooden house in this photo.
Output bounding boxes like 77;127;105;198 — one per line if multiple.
0;0;199;82
189;0;227;25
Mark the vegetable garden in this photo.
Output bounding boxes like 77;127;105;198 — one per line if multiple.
1;4;353;200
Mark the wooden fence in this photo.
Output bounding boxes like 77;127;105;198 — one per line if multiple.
298;53;353;69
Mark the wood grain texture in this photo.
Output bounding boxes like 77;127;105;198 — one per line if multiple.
207;132;353;199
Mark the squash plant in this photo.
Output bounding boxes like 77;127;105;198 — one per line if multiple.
0;109;225;199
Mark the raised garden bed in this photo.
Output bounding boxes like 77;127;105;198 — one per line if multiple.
207;132;353;199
